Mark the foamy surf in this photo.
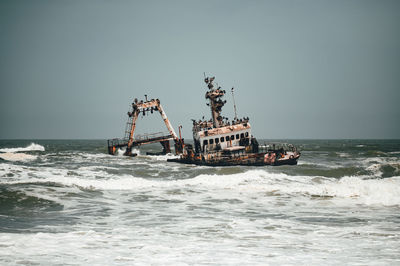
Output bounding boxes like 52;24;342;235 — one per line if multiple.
0;152;37;162
1;139;400;265
147;153;179;161
0;143;45;153
4;163;400;206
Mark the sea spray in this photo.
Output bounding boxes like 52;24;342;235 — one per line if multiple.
0;143;45;153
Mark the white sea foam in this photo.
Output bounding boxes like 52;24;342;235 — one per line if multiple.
0;152;37;162
0;143;45;153
132;148;140;155
3;163;399;206
1;158;400;265
0;208;398;265
78;165;119;171
366;163;383;176
275;174;400;206
147;153;179;161
114;148;141;156
331;176;400;205
187;171;400;207
116;148;126;156
361;157;400;177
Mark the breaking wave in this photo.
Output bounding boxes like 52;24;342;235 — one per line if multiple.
3;164;400;206
0;143;45;153
361;157;400;177
0;143;44;161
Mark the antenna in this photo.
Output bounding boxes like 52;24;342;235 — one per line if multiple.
231;87;238;120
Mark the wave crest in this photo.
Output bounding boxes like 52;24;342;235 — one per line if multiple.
0;143;45;153
3;165;399;206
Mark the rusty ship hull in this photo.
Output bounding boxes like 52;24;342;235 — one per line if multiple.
167;151;300;166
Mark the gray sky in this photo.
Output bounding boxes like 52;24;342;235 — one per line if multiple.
1;0;399;139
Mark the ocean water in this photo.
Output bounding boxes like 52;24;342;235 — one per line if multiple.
0;139;399;265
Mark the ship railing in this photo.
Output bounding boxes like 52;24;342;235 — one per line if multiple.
133;132;171;141
192;125;213;132
107;132;173;148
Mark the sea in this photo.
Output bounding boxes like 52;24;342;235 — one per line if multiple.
0;139;399;265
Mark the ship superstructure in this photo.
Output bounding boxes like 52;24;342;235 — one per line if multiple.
167;76;300;166
192;77;253;153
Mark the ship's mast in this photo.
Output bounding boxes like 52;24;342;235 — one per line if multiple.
231;87;238;121
204;76;226;128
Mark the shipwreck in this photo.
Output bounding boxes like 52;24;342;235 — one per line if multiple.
107;76;300;166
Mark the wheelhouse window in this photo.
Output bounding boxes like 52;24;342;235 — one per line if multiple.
225;136;230;141
231;135;234;141
209;139;214;145
220;137;224;142
236;134;239;139
240;133;244;139
245;132;249;137
215;138;219;144
203;139;208;146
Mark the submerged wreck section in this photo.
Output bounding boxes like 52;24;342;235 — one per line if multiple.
166;76;300;166
107;98;184;156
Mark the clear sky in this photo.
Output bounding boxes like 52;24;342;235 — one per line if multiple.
1;0;399;139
